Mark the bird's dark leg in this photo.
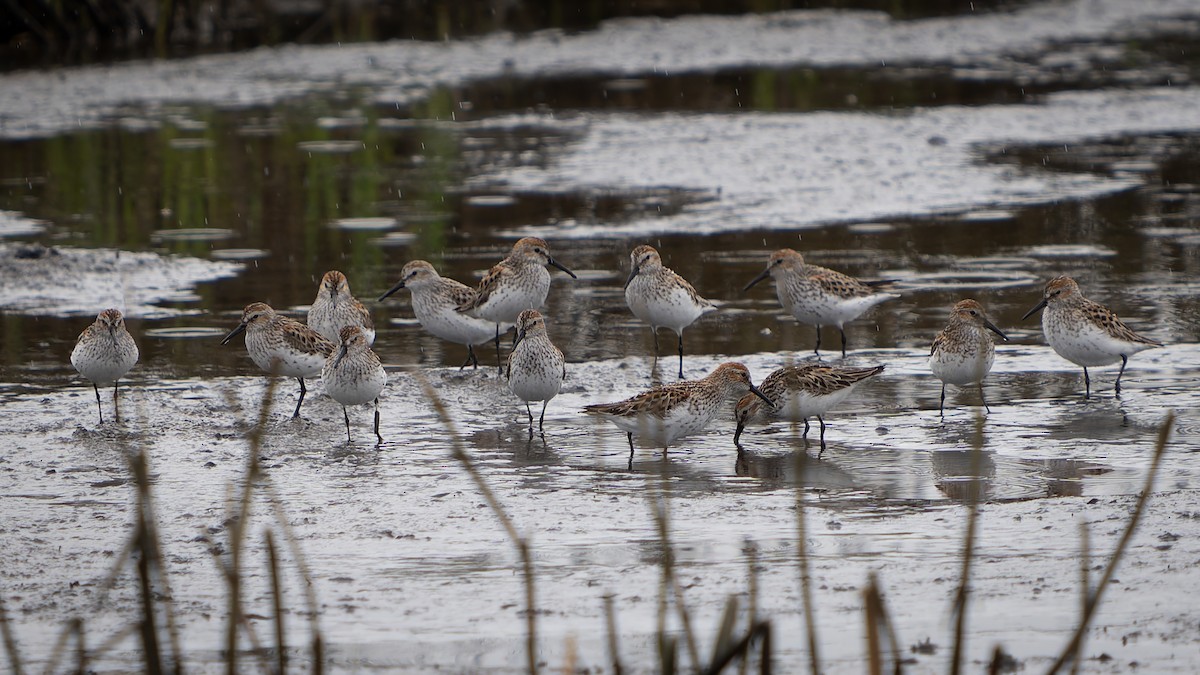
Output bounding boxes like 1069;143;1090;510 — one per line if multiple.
652;327;660;369
1115;355;1128;395
817;416;827;457
1083;367;1091;399
539;400;548;431
802;418;810;439
93;383;104;424
979;382;991;413
495;325;503;372
293;378;306;418
814;326;822;355
342;406;351;442
677;333;685;380
373;399;382;445
940;384;946;417
525;402;534;432
460;345;479;371
627;432;635;470
839;327;847;357
112;380;121;423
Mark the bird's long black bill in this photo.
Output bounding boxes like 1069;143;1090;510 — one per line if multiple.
623;266;639;290
984;317;1009;341
548;257;578;279
743;268;771;292
1021;299;1048;321
749;384;773;407
378;279;406;302
221;323;247;345
331;344;348;370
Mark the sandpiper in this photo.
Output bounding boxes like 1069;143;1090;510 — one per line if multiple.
930;299;1008;414
308;270;376;346
379;260;497;369
744;248;898;356
734;363;883;454
457;237;577;367
323;325;387;443
71;308;139;424
1022;276;1162;397
221;302;335;418
584;362;771;465
624;244;717;379
506;309;565;433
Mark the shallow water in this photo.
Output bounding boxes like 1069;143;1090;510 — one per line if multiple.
1;0;1199;672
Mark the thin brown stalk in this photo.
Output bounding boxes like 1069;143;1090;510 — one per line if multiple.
71;618;85;675
0;589;24;675
649;480;700;670
949;412;986;675
741;540;759;675
131;451;164;675
862;572;904;675
266;530;287;675
414;372;538;675
1070;521;1090;675
1046;412;1173;675
224;375;277;675
82;623;139;663
793;450;820;675
602;594;624;675
864;575;883;675
700;620;772;675
262;480;324;675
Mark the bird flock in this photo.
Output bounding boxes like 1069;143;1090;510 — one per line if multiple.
70;237;1164;458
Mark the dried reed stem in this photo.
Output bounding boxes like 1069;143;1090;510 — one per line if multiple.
266;530;287;675
603;594;624;675
414;372;539;675
1046;412;1173;675
0;587;24;675
949;412;986;675
650;473;700;670
793;451;820;675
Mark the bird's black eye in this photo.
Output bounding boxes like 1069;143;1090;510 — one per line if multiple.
969;310;977;316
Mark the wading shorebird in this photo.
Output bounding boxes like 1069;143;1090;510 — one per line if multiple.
308;270;376;346
585;362;772;467
71;308;139;424
322;325;387;444
734;363;884;454
930;299;1008;414
457;237;577;368
379;260;497;369
506;309;565;433
1022;276;1162;398
744;248;898;356
222;302;335;418
624;244;717;379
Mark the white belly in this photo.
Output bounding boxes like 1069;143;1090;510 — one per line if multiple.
930;349;995;387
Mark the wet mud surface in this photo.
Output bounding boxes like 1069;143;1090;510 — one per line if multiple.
1;0;1199;671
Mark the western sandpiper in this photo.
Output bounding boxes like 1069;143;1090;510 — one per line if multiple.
70;308;139;424
1022;276;1162;398
506;309;565;432
379;260;497;369
930;299;1008;414
308;270;376;346
624;244;717;379
734;363;883;454
323;325;387;443
457;237;577;367
584;362;771;465
744;248;898;356
221;302;335;417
